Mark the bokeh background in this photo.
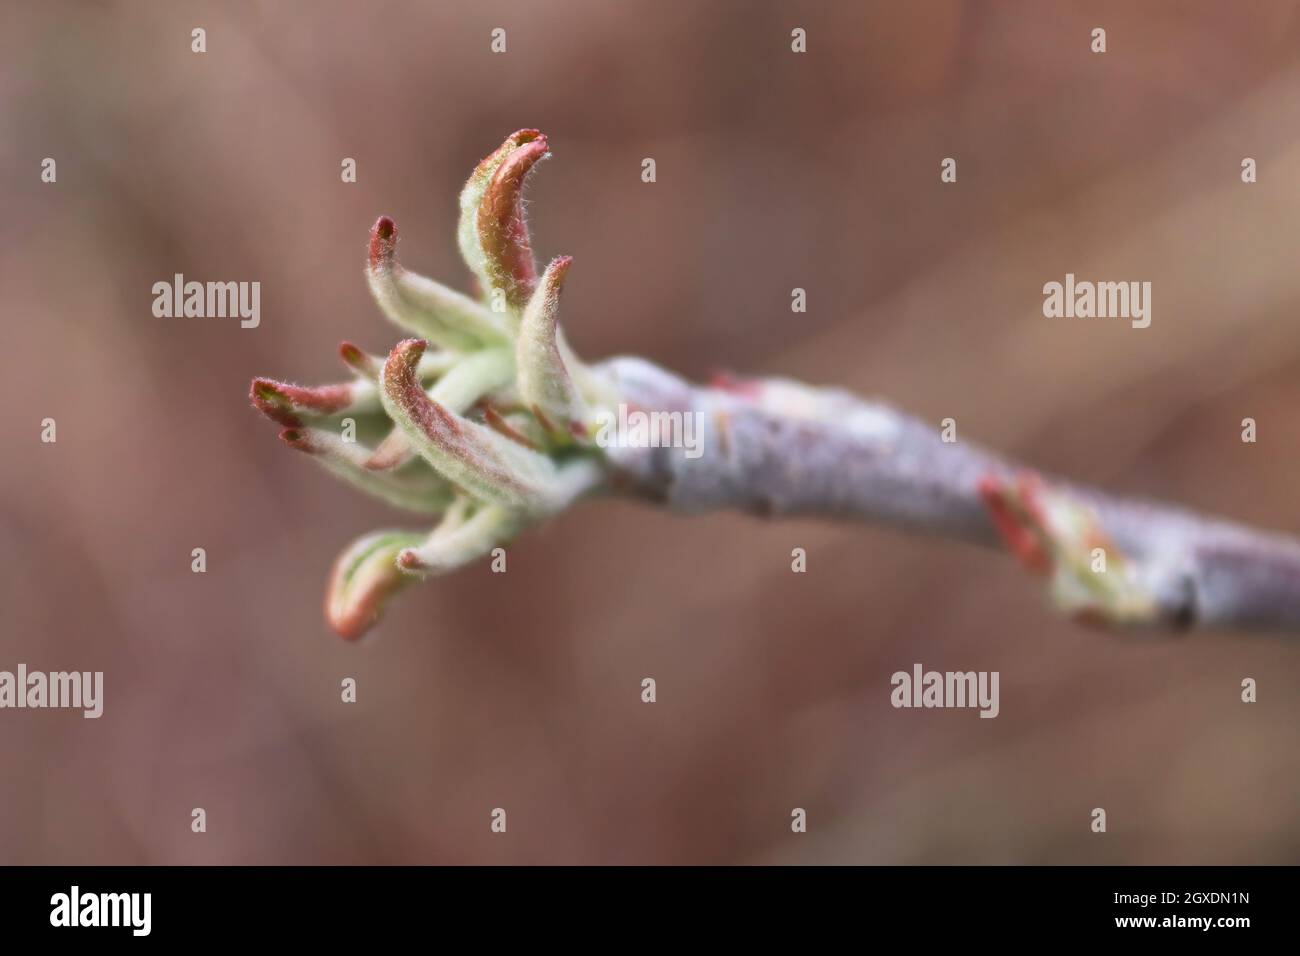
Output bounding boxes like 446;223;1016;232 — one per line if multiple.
2;0;1299;864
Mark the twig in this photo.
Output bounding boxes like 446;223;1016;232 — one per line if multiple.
600;356;1300;634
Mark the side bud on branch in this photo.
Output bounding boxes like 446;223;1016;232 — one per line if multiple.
979;473;1159;626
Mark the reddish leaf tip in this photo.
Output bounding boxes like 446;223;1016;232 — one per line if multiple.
250;378;302;427
478;136;551;300
251;378;284;403
369;215;398;270
386;338;428;375
488;137;549;197
338;341;377;377
278;427;311;451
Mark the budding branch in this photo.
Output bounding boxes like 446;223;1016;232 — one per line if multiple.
249;129;1300;640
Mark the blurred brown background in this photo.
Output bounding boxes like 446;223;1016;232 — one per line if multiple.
2;0;1299;864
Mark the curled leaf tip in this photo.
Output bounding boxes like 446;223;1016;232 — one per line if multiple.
479;135;549;303
252;376;359;419
251;378;287;407
339;340;382;379
326;530;424;640
369;216;398;271
487;134;550;197
457;130;554;314
470;129;543;183
394;504;519;577
366;223;508;350
250;378;302;427
386;337;429;374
